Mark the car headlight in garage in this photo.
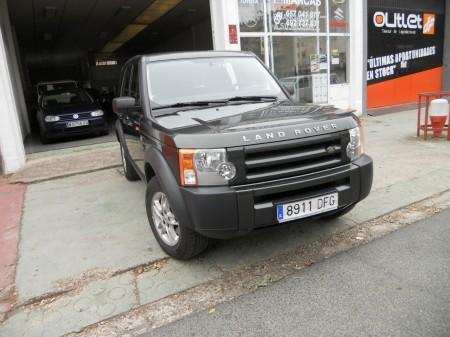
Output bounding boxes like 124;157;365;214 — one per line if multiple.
90;110;104;117
179;149;236;186
346;126;365;161
44;115;60;122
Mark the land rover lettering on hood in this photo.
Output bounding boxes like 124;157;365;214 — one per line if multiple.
113;51;373;260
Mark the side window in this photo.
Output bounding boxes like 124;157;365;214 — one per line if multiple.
130;63;140;102
121;65;131;96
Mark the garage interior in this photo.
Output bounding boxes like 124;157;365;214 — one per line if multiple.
5;0;212;154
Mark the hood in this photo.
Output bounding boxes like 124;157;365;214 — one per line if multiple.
43;103;100;116
151;101;359;148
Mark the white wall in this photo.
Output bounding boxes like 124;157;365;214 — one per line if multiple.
347;0;365;115
209;0;241;51
0;21;26;174
328;0;366;115
0;1;29;137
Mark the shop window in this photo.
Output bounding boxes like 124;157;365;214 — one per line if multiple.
241;37;265;63
238;0;265;32
329;0;350;33
268;0;326;33
271;36;327;103
329;36;349;84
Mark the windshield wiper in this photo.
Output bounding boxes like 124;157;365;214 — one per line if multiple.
225;96;278;103
152;96;279;117
152;100;227;111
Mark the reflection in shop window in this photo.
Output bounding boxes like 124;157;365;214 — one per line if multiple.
241;37;265;63
272;36;328;103
238;0;265;32
330;36;349;84
269;0;326;33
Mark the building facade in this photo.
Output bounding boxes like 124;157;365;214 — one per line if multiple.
0;0;448;174
236;0;365;113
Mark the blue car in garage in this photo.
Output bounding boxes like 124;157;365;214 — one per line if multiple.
37;88;108;143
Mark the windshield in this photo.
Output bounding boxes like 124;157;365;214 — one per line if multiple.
42;90;93;108
146;57;287;109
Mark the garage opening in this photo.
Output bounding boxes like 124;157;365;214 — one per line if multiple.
6;0;212;154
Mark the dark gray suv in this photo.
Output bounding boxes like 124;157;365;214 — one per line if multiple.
113;51;373;260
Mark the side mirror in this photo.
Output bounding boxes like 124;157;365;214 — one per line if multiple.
283;84;295;96
112;96;135;114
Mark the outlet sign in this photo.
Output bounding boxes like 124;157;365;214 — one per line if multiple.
367;3;444;85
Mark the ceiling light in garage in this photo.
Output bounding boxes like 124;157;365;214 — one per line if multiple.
135;0;183;25
101;0;182;53
114;24;147;43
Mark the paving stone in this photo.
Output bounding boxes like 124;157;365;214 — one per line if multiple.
137;260;223;305
0;273;138;337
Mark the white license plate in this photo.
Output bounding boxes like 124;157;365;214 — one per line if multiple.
277;193;339;223
66;120;89;128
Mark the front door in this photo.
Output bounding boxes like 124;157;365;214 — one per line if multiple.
121;63;145;176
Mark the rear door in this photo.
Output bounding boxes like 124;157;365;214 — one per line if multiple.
121;62;145;176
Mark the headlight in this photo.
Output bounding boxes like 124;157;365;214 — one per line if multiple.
90;110;104;117
44;115;60;122
179;149;236;186
346;126;365;161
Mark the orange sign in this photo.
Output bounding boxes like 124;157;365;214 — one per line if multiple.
423;13;436;35
228;25;238;44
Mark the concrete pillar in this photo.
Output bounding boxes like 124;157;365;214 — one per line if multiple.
443;0;450;91
0;0;30;137
209;0;241;51
348;0;365;116
0;23;26;174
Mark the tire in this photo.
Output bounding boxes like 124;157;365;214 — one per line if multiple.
120;142;140;181
145;177;209;260
323;203;356;219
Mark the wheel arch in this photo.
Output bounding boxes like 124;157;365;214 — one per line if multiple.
145;148;194;229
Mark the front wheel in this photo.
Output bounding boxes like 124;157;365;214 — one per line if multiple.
145;177;209;260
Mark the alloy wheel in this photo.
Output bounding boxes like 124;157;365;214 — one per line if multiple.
151;192;180;246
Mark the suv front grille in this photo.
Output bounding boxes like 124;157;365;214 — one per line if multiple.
242;132;349;183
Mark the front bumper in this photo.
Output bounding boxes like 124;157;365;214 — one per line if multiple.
42;117;108;139
180;155;373;239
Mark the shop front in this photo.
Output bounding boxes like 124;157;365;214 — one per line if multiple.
236;0;364;112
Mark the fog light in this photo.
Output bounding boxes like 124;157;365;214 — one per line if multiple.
218;162;236;180
90;110;104;117
44;115;60;122
183;169;197;185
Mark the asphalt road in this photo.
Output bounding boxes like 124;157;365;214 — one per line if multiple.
144;208;450;337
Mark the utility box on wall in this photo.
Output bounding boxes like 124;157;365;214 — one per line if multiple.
367;0;446;108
